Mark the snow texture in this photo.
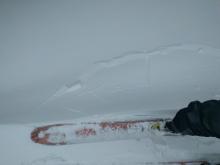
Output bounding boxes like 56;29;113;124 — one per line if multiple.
1;115;220;165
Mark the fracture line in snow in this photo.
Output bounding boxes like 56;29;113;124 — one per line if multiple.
44;43;220;100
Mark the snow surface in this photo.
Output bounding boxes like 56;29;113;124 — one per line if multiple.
1;115;220;165
1;0;220;164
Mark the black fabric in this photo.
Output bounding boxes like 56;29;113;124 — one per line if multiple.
166;100;220;138
201;100;220;137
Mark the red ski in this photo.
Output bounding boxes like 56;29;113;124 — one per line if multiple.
31;118;170;145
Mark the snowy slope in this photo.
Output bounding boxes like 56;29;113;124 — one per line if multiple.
2;44;220;164
1;1;220;165
1;0;220;124
20;44;220;123
1;44;220;124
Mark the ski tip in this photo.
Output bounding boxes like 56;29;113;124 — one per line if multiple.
31;125;68;145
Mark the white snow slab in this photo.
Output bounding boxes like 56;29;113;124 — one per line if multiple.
1;44;220;123
34;44;220;123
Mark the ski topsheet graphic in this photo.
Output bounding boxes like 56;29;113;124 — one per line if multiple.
31;118;171;145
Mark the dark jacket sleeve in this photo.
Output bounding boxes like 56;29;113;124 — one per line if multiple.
200;100;220;137
170;100;220;138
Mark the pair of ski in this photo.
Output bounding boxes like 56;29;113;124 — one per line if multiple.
31;118;216;165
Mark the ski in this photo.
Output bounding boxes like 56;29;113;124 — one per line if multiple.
30;119;219;164
31;118;171;145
